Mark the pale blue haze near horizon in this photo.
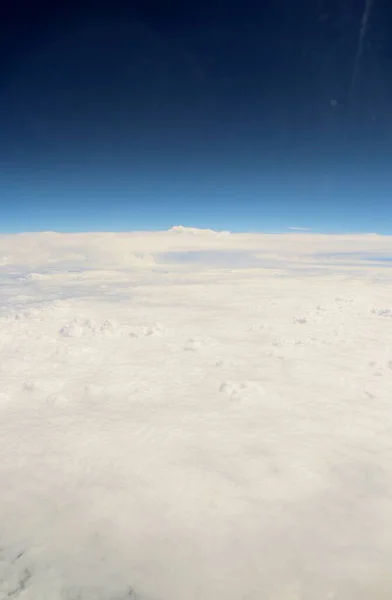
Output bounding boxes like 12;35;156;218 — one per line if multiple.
1;160;390;234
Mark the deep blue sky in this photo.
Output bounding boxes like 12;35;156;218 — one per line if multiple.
1;0;392;233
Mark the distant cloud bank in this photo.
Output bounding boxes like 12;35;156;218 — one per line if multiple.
288;227;309;231
169;225;231;236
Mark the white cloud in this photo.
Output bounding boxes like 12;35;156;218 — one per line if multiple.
1;230;391;271
168;224;231;236
1;230;392;599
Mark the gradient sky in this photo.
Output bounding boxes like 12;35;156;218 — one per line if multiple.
1;0;392;233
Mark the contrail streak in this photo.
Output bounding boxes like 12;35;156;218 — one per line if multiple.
349;0;374;103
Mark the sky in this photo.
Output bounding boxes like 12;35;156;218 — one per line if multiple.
1;0;392;234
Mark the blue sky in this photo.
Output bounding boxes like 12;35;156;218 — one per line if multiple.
1;2;392;234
